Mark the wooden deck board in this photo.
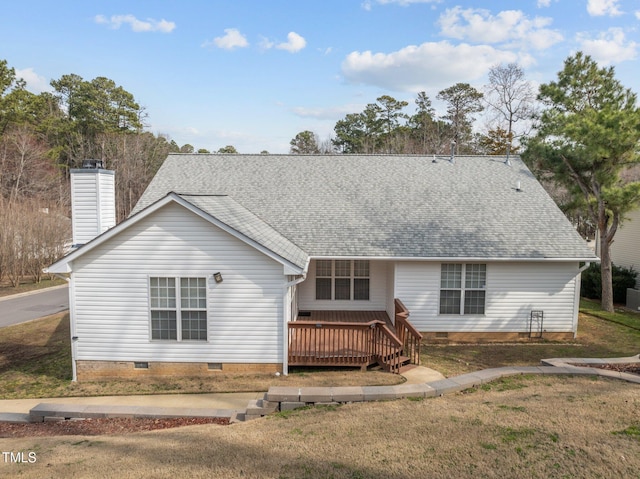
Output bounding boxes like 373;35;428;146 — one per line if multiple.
297;310;393;326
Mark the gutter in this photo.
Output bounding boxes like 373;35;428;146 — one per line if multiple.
309;255;599;263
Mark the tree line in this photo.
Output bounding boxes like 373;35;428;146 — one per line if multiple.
0;60;193;286
1;54;638;313
290;63;533;156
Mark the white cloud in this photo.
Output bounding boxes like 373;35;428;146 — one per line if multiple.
341;41;526;92
259;36;275;50
291;103;367;120
15;68;52;93
94;14;175;33
586;0;623;17
438;7;563;50
537;0;551;6
276;32;307;53
577;28;637;64
635;10;640;20
203;28;249;50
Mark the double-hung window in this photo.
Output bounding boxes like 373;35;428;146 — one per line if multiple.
439;264;486;315
315;260;370;301
150;277;207;341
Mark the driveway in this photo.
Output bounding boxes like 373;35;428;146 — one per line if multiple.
0;285;69;328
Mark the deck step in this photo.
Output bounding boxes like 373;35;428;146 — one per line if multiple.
377;354;412;373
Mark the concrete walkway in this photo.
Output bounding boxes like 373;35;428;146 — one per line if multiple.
0;356;637;424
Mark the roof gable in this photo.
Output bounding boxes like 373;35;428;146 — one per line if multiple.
47;193;308;274
132;154;596;261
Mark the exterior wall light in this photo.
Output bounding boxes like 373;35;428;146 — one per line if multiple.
213;272;223;283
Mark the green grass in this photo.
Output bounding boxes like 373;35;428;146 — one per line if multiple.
421;310;640;377
579;297;640;331
612;425;640;441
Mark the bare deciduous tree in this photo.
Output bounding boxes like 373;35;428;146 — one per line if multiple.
484;63;536;157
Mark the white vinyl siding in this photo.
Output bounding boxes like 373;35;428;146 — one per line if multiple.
299;260;388;311
70;169;115;245
70;201;285;364
610;208;640;288
395;261;580;333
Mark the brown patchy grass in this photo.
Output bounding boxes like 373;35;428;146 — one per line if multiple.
1;375;638;478
1;305;639;399
421;312;640;377
0;313;401;400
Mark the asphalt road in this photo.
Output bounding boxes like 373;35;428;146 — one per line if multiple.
0;286;69;328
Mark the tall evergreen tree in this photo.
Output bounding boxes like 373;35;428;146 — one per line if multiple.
524;52;640;312
437;83;484;154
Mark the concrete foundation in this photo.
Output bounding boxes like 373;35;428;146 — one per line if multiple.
76;360;282;380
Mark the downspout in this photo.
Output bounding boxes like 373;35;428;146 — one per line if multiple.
68;275;78;381
282;269;308;376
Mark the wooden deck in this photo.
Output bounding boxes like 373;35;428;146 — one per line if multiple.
288;302;422;373
297;310;393;326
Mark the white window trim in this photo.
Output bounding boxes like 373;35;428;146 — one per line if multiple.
149;276;209;342
438;264;487;315
315;260;370;301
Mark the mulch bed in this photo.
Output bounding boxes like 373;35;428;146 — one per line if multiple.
591;363;640;375
0;417;229;438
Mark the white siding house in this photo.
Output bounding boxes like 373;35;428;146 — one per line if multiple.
611;208;640;288
48;154;597;379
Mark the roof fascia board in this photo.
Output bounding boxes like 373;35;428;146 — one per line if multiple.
309;255;599;262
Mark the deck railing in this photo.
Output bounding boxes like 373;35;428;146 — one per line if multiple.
288;320;404;372
394;298;423;366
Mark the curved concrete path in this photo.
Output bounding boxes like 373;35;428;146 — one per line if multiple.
0;356;637;424
265;355;640;411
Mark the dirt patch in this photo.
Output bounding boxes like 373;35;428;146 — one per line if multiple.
0;417;229;438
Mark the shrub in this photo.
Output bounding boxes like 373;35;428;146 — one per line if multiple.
581;263;638;303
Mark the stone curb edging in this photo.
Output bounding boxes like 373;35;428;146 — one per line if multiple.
263;354;640;414
26;403;244;424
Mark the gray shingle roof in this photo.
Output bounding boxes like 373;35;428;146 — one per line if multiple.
176;194;308;269
133;154;596;260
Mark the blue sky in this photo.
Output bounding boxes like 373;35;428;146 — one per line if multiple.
2;0;639;153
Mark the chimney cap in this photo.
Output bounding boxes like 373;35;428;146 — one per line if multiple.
82;159;104;169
